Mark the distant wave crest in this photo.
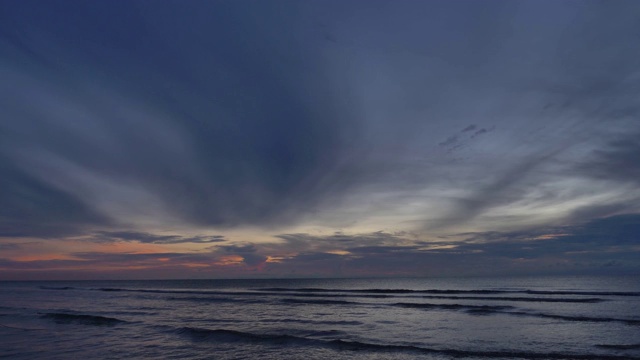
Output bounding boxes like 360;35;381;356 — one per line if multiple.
281;298;358;305
39;286;76;290
40;312;125;326
257;287;640;297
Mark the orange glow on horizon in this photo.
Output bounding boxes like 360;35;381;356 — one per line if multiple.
213;255;244;266
12;254;81;262
265;255;284;263
183;263;210;268
532;233;570;240
417;244;457;251
325;250;351;256
92;241;169;254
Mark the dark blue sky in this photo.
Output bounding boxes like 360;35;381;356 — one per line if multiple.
1;0;639;279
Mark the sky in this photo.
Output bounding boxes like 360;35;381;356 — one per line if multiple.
1;0;640;280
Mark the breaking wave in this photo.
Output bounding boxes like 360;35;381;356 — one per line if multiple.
173;326;640;359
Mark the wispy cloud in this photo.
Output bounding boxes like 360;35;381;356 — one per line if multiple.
92;231;226;245
1;1;640;278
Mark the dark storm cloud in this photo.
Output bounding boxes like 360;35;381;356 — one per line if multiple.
93;231;226;244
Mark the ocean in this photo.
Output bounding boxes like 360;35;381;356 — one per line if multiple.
1;276;639;359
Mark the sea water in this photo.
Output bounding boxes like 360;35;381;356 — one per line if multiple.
1;276;639;359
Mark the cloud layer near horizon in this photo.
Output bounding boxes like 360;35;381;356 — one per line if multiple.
1;0;639;278
2;214;639;280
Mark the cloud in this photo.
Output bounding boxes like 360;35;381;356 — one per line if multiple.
263;217;640;276
0;155;111;238
451;214;640;262
2;215;639;279
215;244;268;267
428;148;566;230
0;243;21;250
273;231;414;253
1;0;639;283
462;125;477;133
93;231;226;245
580;136;640;185
0;0;359;234
71;251;213;263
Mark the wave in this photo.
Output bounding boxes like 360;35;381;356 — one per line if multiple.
261;292;601;302
523;290;640;297
0;323;47;331
393;302;514;312
510;311;640;326
326;339;640;359
258;287;640;297
265;291;603;303
264;292;393;299
281;298;359;305
39;286;76;290
391;303;640;325
419;295;604;303
262;318;363;326
174;326;640;359
39;285;640;298
164;296;266;305
34;291;638;327
40;312;126;326
596;344;640;350
88;287;367;299
259;287;505;294
40;285;631;301
99;288;218;295
176;327;313;345
40;286;252;297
